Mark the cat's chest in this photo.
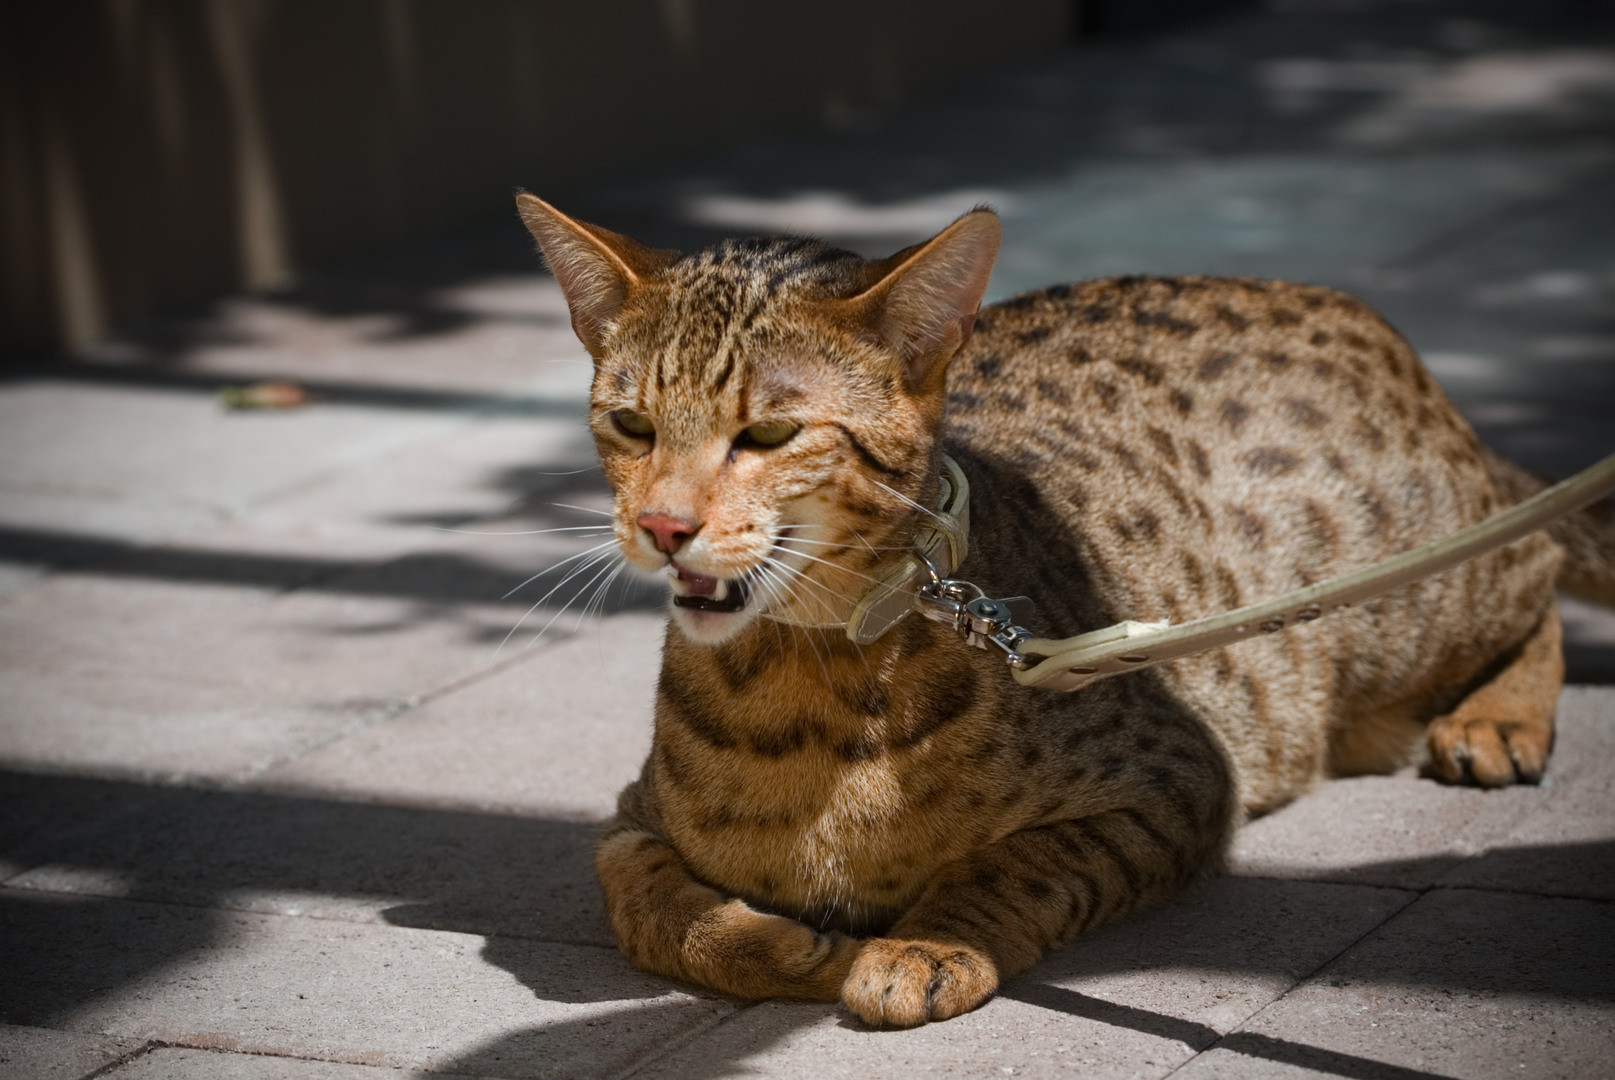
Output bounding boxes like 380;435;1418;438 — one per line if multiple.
649;642;1034;918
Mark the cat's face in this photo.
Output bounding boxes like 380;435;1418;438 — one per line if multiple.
518;198;999;645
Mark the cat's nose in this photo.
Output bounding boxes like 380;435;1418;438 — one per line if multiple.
637;512;701;554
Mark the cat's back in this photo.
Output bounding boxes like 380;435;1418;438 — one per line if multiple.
947;274;1503;604
943;276;1560;797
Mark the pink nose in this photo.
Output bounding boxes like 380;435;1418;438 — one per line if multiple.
637;512;700;554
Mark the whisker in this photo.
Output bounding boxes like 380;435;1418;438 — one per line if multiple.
771;532;906;551
501;538;620;599
773;541;916;596
532;555;621;643
431;524;614;537
871;479;944;526
549;502;615;518
762;554;862;607
497;546;623;655
579;562;628;627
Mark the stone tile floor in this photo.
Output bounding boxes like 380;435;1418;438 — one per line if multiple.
3;1;1614;1076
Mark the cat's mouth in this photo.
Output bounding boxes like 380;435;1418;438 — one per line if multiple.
668;562;755;614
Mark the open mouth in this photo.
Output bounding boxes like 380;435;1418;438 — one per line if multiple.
668;563;754;614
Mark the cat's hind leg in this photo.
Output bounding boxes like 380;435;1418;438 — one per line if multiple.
596;824;860;1000
1426;601;1563;787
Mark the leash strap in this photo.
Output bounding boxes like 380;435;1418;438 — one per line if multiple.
904;452;1615;692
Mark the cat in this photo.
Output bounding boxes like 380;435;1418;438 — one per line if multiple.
515;193;1615;1026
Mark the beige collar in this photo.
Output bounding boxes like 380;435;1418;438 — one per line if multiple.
761;455;970;644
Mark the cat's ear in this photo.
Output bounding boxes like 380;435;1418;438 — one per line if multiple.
515;192;674;356
847;208;1000;392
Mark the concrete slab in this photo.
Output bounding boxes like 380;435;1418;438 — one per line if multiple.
6;779;613;947
0;1023;144;1079
0;770;194;883
1441;685;1615;899
635;878;1411;1079
99;278;585;396
633;998;1185;1080
1173;889;1615;1080
1227;766;1546;892
1228;696;1615;892
0;888;733;1079
0;574;532;782
0;380;463;517
101;1046;504;1078
251;612;664;819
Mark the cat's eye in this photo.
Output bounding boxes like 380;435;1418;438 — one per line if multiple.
736;420;799;449
611;410;655;439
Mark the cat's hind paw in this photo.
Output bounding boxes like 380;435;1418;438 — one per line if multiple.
1426;713;1550;787
841;939;997;1027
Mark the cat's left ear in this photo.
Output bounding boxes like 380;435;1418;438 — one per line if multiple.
845;208;1001;393
515;192;675;357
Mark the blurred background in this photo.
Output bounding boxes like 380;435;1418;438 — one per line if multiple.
1;0;1613;669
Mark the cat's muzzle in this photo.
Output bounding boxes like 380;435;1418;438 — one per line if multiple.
669;563;754;614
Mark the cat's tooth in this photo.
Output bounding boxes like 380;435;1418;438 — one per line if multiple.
711;578;729;602
667;570;690;596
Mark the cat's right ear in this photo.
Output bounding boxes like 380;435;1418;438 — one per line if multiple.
844;208;1001;394
515;193;674;357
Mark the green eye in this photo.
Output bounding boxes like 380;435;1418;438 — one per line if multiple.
739;420;798;448
611;410;655;438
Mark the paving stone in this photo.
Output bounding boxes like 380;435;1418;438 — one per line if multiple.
634;878;1411;1079
0;1023;144;1079
1172;889;1615;1080
1224;706;1615;889
0;488;225;598
0;380;463;516
1227;771;1544;891
108;281;584;396
0;889;732;1079
0;574;531;781
1441;686;1615;899
7;779;613;947
632;998;1183;1080
0;770;194;882
103;1045;501;1078
251;612;664;820
96;417;619;606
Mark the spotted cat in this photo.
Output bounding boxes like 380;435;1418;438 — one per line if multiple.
516;194;1615;1026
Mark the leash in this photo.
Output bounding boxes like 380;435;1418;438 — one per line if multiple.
839;451;1615;692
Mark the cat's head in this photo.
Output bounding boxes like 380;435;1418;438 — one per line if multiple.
518;194;999;645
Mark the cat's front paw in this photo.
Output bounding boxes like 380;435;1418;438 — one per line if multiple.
1426;713;1550;787
841;938;997;1027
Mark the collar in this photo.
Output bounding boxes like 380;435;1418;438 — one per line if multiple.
763;455;971;645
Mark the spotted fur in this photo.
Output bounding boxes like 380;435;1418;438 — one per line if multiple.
517;195;1613;1026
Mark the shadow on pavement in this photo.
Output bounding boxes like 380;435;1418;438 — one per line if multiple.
3;767;1612;1078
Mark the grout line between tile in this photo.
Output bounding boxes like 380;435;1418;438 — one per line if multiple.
1228;871;1615;905
85;1039;503;1079
79;1038;162;1080
1160;886;1425;1078
234;629;578;785
607;1001;760;1080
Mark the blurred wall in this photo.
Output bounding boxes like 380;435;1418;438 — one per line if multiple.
0;0;1071;359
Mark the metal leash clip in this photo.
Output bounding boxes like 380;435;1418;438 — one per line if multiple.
912;552;1041;671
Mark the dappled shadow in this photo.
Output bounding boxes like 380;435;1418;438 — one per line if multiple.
6;765;1611;1078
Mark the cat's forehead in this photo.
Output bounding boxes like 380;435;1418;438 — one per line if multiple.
600;236;877;409
668;236;871;296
